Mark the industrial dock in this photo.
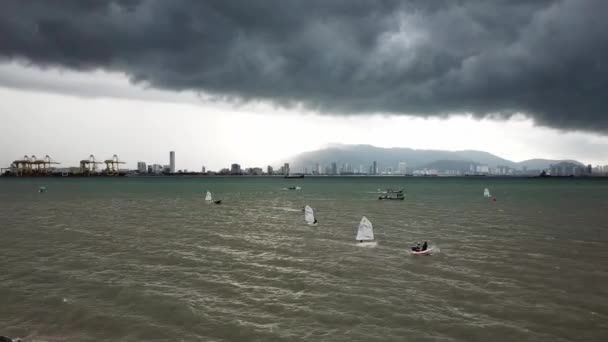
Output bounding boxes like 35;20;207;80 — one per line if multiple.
1;154;128;177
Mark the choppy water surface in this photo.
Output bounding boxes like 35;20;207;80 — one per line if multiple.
1;177;608;341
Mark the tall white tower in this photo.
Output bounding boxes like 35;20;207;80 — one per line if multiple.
169;151;175;173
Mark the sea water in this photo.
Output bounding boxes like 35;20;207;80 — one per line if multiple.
1;177;607;341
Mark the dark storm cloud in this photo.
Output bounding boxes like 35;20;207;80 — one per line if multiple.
1;0;608;132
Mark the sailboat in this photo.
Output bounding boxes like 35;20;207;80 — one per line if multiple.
409;241;437;255
355;216;376;247
483;188;491;197
304;205;317;226
205;190;221;204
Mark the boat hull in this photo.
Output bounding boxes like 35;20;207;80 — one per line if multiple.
356;241;377;247
410;247;434;255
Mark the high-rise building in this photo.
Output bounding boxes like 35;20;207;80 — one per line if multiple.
231;163;241;175
342;163;352;173
248;167;263;175
267;165;274;175
372;161;377;175
283;163;290;175
169;151;175;173
151;164;163;174
476;164;489;173
315;163;321;175
398;162;407;175
331;162;338;175
137;162;147;173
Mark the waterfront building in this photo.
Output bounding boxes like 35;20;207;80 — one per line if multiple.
247;167;263;175
476;164;489;173
231;163;241;175
398;162;407;175
151;164;163;174
137;162;147;174
267;165;273;175
283;163;290;175
169;151;175;173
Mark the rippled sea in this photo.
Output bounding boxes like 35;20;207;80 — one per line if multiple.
1;177;608;341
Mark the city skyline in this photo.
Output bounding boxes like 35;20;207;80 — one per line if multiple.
5;144;606;178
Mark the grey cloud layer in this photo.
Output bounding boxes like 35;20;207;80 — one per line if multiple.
1;0;607;131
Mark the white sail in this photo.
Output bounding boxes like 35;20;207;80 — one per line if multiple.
356;216;374;241
304;205;315;224
205;190;213;201
483;188;491;197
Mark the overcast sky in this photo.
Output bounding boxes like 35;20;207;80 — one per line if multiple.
1;0;608;170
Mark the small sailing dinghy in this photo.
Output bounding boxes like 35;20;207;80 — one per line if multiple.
483;188;491;198
410;247;435;255
410;242;439;255
206;190;221;204
355;216;376;247
304;205;318;226
205;190;213;202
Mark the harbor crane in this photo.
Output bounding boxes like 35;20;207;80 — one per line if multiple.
104;154;125;176
80;155;102;175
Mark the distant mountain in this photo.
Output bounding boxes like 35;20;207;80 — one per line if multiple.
285;144;582;172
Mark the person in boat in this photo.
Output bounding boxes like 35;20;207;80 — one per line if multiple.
422;241;428;251
313;218;318;224
411;243;421;252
